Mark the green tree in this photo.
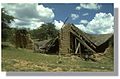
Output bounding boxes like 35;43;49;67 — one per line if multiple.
30;23;58;41
1;8;14;42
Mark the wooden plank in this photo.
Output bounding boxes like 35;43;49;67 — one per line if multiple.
76;38;96;53
82;35;96;48
75;42;80;54
70;31;96;53
75;38;77;50
79;43;81;54
71;26;96;49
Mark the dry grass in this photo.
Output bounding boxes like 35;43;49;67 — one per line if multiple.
2;46;114;72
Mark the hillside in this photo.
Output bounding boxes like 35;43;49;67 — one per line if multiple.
2;46;114;72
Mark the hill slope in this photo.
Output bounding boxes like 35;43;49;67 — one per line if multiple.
2;46;114;72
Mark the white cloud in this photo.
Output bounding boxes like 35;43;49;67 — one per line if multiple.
11;19;44;29
53;20;64;30
36;5;55;21
31;22;45;29
86;13;114;34
80;3;101;10
71;14;79;20
75;24;87;33
76;13;114;34
80;20;88;24
82;13;89;16
76;3;101;10
76;6;81;10
2;3;55;29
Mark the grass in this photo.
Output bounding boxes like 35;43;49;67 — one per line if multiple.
2;46;114;72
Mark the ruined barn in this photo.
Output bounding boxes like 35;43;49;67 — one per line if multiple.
34;37;59;54
59;24;113;56
35;23;113;57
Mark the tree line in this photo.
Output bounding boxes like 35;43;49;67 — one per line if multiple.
1;8;59;49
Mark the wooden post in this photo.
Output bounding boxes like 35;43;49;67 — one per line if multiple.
79;43;81;55
75;38;77;52
75;42;80;54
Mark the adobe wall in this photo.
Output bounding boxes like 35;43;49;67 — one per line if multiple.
59;24;71;55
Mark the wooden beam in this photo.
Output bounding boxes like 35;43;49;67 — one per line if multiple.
71;26;97;49
75;42;80;54
70;31;96;53
75;38;77;50
82;36;96;49
79;43;81;54
76;38;96;53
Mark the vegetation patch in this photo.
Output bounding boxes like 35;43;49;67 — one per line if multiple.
2;46;114;72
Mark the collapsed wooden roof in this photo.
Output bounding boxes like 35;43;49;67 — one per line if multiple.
34;39;52;49
59;23;113;54
34;37;58;52
70;24;113;47
68;24;97;53
86;34;113;46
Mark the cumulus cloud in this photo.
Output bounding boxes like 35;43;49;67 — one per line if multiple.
32;22;45;29
75;24;87;32
76;3;101;10
53;20;64;29
15;19;30;26
36;5;55;22
71;14;79;20
76;13;114;34
76;6;81;10
2;3;55;29
80;20;88;24
11;19;44;29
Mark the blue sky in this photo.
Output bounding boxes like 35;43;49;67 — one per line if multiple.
2;3;114;34
42;3;114;24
